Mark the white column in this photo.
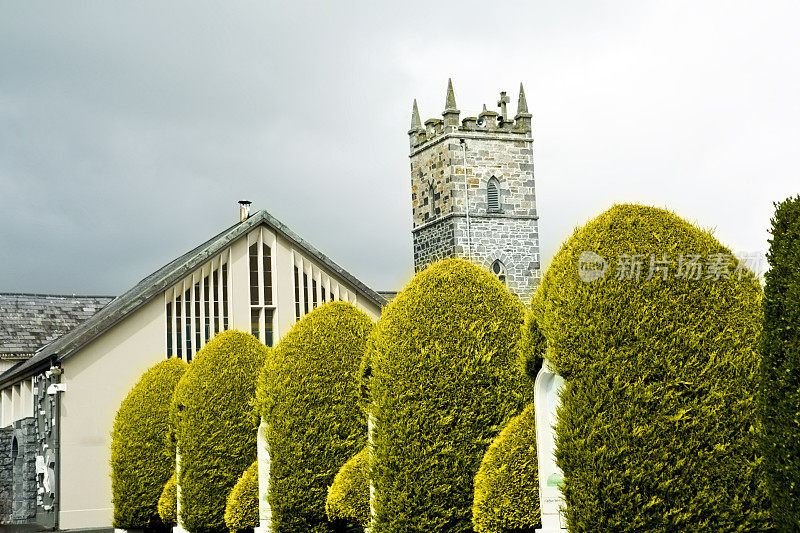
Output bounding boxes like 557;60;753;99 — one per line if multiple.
255;419;271;533
23;379;34;418
367;411;375;533
535;359;567;532
174;449;189;533
12;383;21;422
2;388;12;428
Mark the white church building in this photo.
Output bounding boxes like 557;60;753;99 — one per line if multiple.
0;205;386;529
0;81;539;531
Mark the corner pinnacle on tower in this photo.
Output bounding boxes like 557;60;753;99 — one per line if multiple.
514;82;532;133
408;99;425;149
517;83;529;114
410;99;422;131
442;78;460;128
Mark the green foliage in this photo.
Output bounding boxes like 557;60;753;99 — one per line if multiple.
530;204;772;532
357;330;377;415
473;404;540;533
172;330;269;533
760;195;800;532
157;472;177;527
370;258;534;533
519;312;547;380
111;357;187;529
225;461;259;532
326;447;370;529
258;302;373;533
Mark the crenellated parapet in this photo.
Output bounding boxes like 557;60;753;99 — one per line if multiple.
408;80;532;151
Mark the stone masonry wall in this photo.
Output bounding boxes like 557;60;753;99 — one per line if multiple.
0;427;11;522
410;140;454;227
453;216;541;305
34;372;58;528
410;130;541;300
413;218;455;272
0;417;37;525
457;137;537;218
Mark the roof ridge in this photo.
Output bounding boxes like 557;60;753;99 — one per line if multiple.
0;292;116;299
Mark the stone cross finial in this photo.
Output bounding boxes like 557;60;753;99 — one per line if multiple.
497;91;510;120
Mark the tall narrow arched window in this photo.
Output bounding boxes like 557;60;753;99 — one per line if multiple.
487;177;500;212
429;183;436;219
492;260;506;286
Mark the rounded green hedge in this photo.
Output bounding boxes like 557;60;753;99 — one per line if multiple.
157;472;177;527
111;357;188;529
531;204;772;532
225;461;259;532
357;330;377;415
759;195;800;530
172;330;269;533
370;258;534;533
257;302;373;533
473;403;540;533
325;446;369;529
519;311;547;381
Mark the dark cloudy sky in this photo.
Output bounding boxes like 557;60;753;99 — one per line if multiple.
1;1;798;295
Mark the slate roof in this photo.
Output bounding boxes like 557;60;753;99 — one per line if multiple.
0;210;387;387
0;293;114;361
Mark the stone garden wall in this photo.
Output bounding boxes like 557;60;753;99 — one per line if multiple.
0;426;12;521
0;417;37;524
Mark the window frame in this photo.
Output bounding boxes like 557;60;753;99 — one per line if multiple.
248;227;278;347
164;249;231;360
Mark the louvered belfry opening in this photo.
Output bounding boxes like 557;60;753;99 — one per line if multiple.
487;178;500;212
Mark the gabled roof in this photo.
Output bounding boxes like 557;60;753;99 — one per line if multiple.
0;210;387;387
0;293;114;360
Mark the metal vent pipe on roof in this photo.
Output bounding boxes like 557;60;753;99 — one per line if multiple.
239;200;252;221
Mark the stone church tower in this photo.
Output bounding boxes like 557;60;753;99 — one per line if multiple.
408;80;541;303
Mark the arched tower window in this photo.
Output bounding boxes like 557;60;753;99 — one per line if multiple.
429;183;436;219
492;260;506;286
487;177;500;212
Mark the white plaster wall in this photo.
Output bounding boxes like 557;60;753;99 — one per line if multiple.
229;235;251;332
0;359;19;375
58;296;165;529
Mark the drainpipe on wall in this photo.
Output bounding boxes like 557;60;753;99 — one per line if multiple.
460;139;471;261
48;357;63;531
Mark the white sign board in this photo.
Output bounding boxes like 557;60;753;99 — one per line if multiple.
534;359;567;532
255;419;272;533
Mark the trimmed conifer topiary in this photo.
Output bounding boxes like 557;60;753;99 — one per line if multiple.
519;311;547;380
759;195;800;531
111;357;187;529
172;330;269;533
369;258;534;533
473;404;540;533
257;302;373;533
357;330;377;415
225;461;259;532
530;204;772;532
325;446;369;529
157;472;177;527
